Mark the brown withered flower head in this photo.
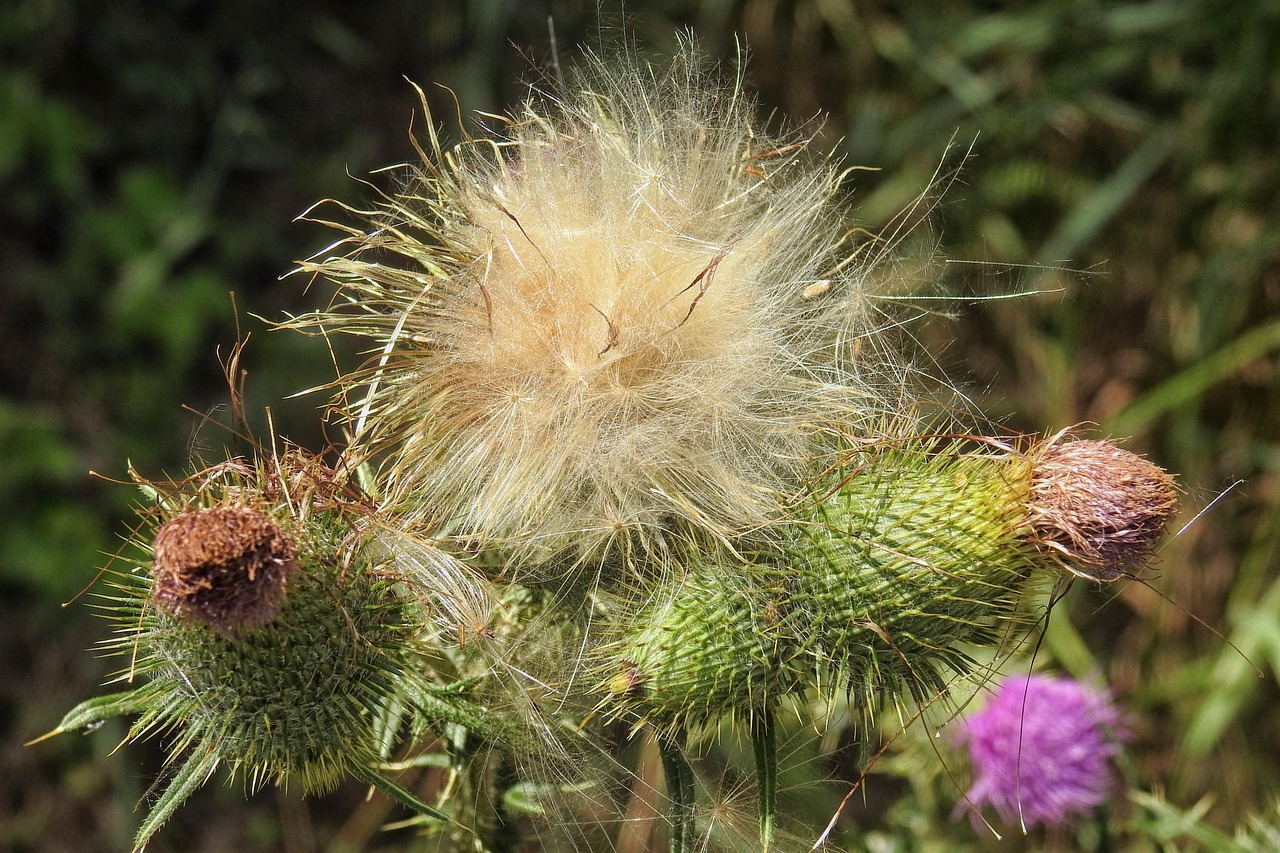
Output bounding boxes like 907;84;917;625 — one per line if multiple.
1027;438;1178;580
151;505;299;634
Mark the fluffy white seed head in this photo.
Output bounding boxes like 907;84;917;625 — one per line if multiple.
295;44;908;569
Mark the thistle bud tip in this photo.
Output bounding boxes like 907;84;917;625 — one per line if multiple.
152;505;298;633
1028;439;1177;580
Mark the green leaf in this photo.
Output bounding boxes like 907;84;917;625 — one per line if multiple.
133;750;220;851
502;780;550;816
1110;317;1280;436
351;764;451;824
27;689;155;745
1036;121;1178;265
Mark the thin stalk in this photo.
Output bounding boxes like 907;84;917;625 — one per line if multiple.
752;708;778;852
657;729;696;853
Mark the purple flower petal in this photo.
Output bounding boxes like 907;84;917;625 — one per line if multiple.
956;674;1127;830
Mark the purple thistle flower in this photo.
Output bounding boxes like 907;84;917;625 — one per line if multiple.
956;674;1127;831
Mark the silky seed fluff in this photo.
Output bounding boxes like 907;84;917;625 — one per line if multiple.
292;43;913;567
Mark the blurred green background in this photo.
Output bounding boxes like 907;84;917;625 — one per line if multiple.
2;0;1277;850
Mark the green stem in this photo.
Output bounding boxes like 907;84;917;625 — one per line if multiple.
657;729;695;853
752;709;777;852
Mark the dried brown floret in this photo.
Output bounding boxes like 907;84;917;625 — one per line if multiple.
152;505;298;633
1027;439;1178;580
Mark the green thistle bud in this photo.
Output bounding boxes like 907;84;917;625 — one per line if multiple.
601;555;796;732
135;524;413;792
40;456;515;850
602;437;1177;726
781;443;1042;707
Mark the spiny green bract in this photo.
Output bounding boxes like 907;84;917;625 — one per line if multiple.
600;442;1047;731
779;446;1041;709
599;552;798;732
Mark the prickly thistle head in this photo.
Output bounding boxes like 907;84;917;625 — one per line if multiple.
42;455;518;850
600;436;1179;732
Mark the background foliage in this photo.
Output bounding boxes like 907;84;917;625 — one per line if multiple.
2;0;1277;850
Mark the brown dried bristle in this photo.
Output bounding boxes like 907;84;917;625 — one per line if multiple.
1028;439;1178;580
151;505;298;634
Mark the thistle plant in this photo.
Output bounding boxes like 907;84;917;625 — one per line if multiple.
599;433;1176;728
43;40;1182;852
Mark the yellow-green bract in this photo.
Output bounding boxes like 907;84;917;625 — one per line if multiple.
600;442;1043;732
